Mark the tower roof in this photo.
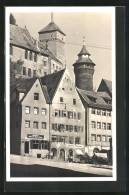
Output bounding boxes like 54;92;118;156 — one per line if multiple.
78;44;90;56
38;22;66;36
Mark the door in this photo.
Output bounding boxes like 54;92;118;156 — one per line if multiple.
60;149;65;161
25;141;29;154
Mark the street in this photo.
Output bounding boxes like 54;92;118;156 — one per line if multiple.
10;154;112;177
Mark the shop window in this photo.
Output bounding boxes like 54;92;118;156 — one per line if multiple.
28;68;31;77
42;108;46;115
97;135;101;141
60;97;63;103
91;121;96;128
107;123;111;130
97;122;101;129
25;50;28;59
91;108;96;114
102;122;106;130
75;137;80;144
69;136;74;144
91;134;96;141
23;67;26;75
33;121;38;129
102;110;106;116
97;109;101;115
41;141;48;149
10;45;13;55
73;99;76;105
32;140;39;149
52;135;58;142
34;93;39;100
102;135;106;142
42;122;46;129
25;120;30;128
107;111;111;117
25;106;30;114
34;107;39;115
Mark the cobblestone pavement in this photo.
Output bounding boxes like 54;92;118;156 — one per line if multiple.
10;154;112;177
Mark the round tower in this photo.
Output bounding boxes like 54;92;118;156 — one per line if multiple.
73;43;95;91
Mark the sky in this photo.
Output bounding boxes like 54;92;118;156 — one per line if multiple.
12;10;113;89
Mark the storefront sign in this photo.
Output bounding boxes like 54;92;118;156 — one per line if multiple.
27;134;44;139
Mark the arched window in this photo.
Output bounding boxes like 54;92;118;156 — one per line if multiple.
25;50;28;59
29;51;32;61
34;53;37;62
10;45;13;55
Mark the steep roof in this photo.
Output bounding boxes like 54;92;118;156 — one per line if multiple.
97;79;112;97
10;24;62;64
11;77;51;104
38;22;66;36
77;88;112;109
78;44;90;56
40;69;65;101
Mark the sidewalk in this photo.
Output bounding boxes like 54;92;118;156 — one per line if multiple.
10;154;112;177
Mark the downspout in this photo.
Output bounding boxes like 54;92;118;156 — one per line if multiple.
49;103;51;155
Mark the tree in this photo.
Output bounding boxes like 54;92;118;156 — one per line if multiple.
10;13;16;25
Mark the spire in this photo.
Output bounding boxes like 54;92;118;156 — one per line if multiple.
51;12;54;22
78;37;90;56
83;36;85;45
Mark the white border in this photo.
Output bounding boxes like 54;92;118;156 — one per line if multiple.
6;6;116;182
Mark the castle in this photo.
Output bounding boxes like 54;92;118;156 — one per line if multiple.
10;13;112;160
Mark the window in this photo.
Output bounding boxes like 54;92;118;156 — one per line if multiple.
102;122;106;130
28;68;31;77
68;111;73;119
41;141;48;149
62;110;67;117
75;137;80;144
25;50;28;59
42;108;46;115
34;53;37;62
59;136;65;143
69;125;73;132
97;109;101;115
107;123;111;130
73;99;76;105
91;134;96;141
91;121;96;128
25;120;30;128
44;61;47;66
58;124;65;131
10;45;13;55
34;93;39;100
91;108;96;114
52;135;58;142
25;106;30;114
23;67;26;75
107;111;111;117
44;72;47;76
107;136;111;142
73;112;76;119
74;126;78;132
29;51;33;61
33;70;36;77
97;122;101;129
52;124;57;130
77;112;81;120
102;110;106;116
62;88;64;90
60;97;63;103
97;135;101;141
34;107;39;115
32;140;39;149
69;136;74;144
33;121;38;129
42;122;46;129
54;110;59;117
102;135;106;142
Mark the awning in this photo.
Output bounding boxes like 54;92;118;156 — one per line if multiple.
76;149;83;155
